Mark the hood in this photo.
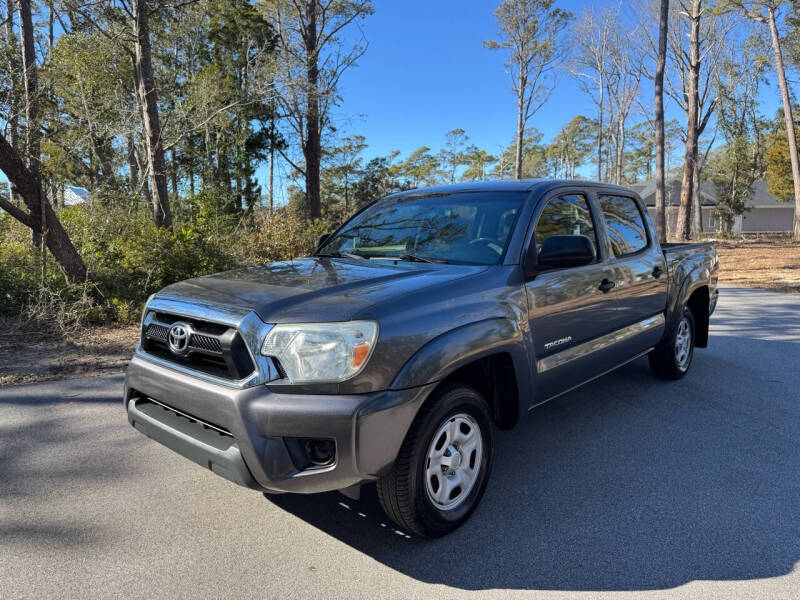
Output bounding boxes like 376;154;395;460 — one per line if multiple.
156;257;487;323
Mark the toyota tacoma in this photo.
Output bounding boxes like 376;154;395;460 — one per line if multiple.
125;180;719;537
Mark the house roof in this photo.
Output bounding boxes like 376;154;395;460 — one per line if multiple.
64;186;90;206
632;178;787;208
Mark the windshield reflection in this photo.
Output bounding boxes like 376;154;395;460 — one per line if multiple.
319;192;527;265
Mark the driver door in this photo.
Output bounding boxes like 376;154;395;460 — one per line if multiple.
525;192;619;404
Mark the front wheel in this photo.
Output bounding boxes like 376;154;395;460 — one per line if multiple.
649;306;695;380
377;383;493;538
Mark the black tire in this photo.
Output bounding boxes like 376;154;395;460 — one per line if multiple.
377;383;493;538
649;305;695;380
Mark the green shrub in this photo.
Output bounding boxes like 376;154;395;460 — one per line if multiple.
1;201;338;326
238;210;331;264
59;204;236;308
0;215;40;316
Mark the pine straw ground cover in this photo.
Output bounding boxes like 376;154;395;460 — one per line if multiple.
715;238;800;295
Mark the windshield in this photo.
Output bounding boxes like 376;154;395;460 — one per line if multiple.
318;192;527;265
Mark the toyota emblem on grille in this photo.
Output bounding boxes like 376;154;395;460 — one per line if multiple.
167;323;190;355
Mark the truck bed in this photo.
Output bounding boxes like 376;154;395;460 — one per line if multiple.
662;241;715;264
662;242;717;292
661;241;715;251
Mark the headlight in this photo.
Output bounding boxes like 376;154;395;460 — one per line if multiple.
261;321;378;383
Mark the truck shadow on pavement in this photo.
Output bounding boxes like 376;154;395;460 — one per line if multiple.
268;333;800;592
0;374;125;405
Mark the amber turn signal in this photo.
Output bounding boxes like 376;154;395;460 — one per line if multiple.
352;341;371;368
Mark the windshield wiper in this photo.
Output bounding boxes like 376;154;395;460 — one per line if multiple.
314;251;364;260
397;253;449;264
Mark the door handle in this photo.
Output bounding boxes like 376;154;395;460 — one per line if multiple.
599;279;616;293
652;265;664;279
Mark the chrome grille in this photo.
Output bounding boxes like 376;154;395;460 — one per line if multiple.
141;312;254;380
190;333;222;353
146;324;169;342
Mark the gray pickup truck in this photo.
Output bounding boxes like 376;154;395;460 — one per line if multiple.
125;179;718;537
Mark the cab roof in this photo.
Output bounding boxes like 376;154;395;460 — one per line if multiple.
390;179;638;197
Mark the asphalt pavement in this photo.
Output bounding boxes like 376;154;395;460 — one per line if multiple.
1;286;799;599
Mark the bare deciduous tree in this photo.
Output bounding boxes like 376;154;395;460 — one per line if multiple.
485;0;571;180
264;0;373;219
605;22;644;185
668;0;728;240
570;7;613;182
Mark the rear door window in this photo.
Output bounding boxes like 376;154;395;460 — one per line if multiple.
598;195;649;257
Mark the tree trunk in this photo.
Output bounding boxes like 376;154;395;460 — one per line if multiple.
304;0;322;218
48;1;54;52
134;0;172;228
269;151;275;214
170;147;178;199
676;0;701;241
18;0;42;246
691;165;702;235
268;119;275;213
724;166;739;235
615;117;625;184
5;0;19;208
767;7;800;241
0;134;88;283
653;0;668;241
514;75;525;180
597;77;604;182
128;134;139;193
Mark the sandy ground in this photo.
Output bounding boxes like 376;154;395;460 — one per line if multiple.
715;239;800;294
0;240;797;386
0;322;139;386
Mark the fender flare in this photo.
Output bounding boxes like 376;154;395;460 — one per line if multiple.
390;317;531;423
666;263;711;347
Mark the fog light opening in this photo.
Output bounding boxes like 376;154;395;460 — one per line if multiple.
305;439;335;466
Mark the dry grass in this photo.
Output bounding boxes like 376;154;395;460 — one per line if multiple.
715;239;800;295
0;320;140;386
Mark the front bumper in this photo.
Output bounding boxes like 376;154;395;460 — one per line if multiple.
124;354;434;494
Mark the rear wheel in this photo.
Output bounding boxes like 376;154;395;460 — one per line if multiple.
649;306;695;380
377;383;493;538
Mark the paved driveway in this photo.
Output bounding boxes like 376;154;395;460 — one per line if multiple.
1;287;799;599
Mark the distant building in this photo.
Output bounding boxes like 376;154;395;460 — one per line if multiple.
631;178;796;234
63;186;90;206
0;183;90;212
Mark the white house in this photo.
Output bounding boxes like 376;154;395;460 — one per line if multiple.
632;178;796;234
63;186;90;206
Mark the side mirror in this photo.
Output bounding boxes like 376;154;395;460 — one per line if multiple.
537;235;596;270
316;233;332;251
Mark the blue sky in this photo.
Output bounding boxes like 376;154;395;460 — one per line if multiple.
332;0;595;161
267;0;607;201
270;0;785;201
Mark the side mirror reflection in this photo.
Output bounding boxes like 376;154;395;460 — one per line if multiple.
535;234;596;271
